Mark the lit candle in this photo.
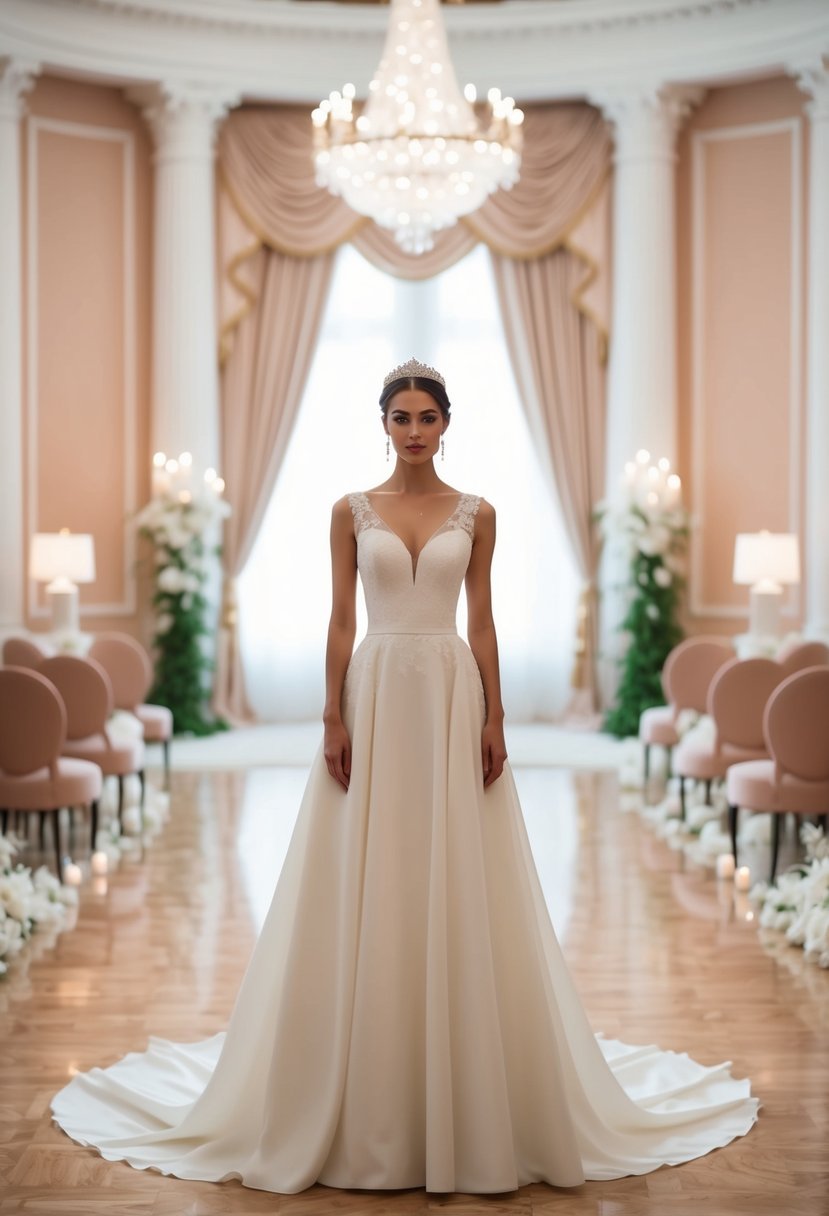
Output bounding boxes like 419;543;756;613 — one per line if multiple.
734;865;751;891
63;862;82;886
666;473;682;509
91;850;109;875
716;853;736;879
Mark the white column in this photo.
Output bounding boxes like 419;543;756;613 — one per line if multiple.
131;82;238;474
0;58;38;630
590;84;702;703
593;85;703;489
794;63;829;641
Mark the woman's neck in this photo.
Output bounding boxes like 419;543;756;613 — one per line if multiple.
382;460;447;495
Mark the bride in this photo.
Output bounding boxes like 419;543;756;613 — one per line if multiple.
51;358;759;1194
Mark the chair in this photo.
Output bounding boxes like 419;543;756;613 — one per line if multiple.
639;636;734;780
88;633;173;788
726;666;829;882
673;657;782;819
776;639;829;679
38;655;145;830
0;667;102;878
2;636;54;669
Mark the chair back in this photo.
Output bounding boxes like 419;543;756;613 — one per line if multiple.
664;636;734;713
89;632;152;711
776;640;829;679
765;666;829;782
0;667;66;775
2;636;53;669
38;655;112;741
708;657;782;750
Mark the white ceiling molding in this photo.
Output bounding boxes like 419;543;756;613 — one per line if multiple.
0;0;827;103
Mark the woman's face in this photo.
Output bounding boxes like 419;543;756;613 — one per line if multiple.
384;389;447;465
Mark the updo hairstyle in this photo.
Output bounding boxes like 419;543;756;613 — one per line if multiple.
379;376;452;422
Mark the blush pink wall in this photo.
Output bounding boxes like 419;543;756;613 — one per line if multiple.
21;75;153;642
676;75;808;638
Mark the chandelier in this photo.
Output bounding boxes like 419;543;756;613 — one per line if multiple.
311;0;524;255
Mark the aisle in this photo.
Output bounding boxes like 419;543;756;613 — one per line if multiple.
1;761;826;1216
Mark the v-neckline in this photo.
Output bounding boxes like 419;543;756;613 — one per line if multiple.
363;491;463;582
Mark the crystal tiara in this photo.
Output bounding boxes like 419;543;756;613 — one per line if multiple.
383;357;446;390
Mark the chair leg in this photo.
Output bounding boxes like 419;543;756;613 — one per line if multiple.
643;744;651;783
1;809;6;835
52;808;62;879
163;738;171;790
138;770;146;859
704;779;712;805
769;814;783;884
679;775;687;821
817;814;827;833
91;799;99;852
665;746;673;779
728;803;739;864
39;813;46;852
117;775;125;826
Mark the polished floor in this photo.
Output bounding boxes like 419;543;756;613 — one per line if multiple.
1;753;827;1216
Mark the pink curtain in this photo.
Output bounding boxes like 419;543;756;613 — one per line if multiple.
213;246;335;723
215;102;611;720
491;250;606;713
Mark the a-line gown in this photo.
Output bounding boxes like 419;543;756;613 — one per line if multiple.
51;490;760;1194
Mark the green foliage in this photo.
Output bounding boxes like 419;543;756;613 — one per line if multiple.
602;502;689;739
137;494;229;738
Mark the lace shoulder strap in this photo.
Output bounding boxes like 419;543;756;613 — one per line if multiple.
455;493;482;541
347;491;377;537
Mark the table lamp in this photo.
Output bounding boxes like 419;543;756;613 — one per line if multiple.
29;530;96;633
732;531;800;639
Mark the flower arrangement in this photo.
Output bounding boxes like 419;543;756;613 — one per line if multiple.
752;825;829;968
0;834;78;977
136;452;231;736
598;451;690;738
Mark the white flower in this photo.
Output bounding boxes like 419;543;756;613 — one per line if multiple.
645;603;660;621
638;572;649;586
157;566;188;594
155;613;174;635
653;566;672;588
638;525;672;557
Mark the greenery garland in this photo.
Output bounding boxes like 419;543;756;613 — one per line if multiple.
599;471;690;739
136;486;230;737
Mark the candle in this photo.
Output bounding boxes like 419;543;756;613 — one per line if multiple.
63;862;82;886
91;851;109;875
716;853;736;879
734;865;751;891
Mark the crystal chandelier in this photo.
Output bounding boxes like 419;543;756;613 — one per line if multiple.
312;0;524;255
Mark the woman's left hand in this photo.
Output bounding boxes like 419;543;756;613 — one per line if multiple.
481;720;508;788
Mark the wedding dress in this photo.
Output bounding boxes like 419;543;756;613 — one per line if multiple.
51;490;759;1194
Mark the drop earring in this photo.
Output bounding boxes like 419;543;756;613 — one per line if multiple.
440;437;445;462
386;435;390;462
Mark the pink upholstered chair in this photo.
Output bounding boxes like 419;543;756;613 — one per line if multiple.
673;657;783;819
726;666;829;882
0;667;102;878
776;639;829;679
38;655;145;829
639;636;734;780
2;636;54;669
88;633;173;788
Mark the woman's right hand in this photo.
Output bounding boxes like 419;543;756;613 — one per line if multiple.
324;718;352;791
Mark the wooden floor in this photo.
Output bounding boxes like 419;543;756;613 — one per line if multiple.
1;761;827;1216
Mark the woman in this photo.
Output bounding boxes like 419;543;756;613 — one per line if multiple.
52;358;759;1194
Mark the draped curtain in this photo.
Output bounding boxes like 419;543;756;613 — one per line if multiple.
215;103;611;721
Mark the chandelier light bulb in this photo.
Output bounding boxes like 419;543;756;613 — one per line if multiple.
312;0;523;254
152;451;166;468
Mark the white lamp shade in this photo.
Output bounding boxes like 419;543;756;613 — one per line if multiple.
29;532;96;584
733;531;800;587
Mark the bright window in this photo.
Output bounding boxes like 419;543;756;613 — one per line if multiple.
238;243;579;721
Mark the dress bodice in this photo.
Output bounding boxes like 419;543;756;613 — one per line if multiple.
347;491;481;634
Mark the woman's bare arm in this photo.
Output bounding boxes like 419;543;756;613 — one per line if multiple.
464;501;508;787
323;497;358;790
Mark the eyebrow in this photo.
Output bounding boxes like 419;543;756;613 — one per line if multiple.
389;408;439;416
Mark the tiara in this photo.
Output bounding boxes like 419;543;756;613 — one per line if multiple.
383;357;446;389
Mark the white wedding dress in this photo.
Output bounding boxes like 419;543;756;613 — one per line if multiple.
51;491;759;1194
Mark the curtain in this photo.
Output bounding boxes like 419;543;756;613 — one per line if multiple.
213;246;335;723
215;102;611;719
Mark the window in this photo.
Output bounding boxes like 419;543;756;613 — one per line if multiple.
238;243;579;721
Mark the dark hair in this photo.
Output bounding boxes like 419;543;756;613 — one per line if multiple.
379;376;452;421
